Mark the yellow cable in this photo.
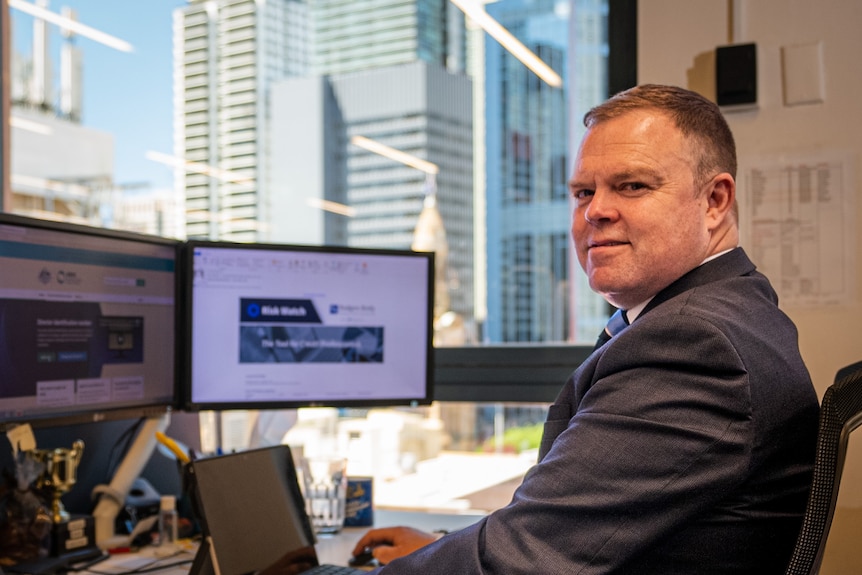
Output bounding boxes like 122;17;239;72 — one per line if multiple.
155;430;191;463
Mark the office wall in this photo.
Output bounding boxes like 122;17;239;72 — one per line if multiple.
638;0;862;569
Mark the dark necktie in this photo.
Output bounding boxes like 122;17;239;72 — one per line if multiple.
593;308;628;350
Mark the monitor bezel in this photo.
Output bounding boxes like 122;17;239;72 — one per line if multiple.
0;213;182;431
180;239;436;412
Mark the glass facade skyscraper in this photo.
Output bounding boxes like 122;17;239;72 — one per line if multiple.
176;0;473;321
309;0;474;321
312;0;466;75
484;0;608;343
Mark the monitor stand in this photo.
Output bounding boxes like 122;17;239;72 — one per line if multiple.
90;412;171;550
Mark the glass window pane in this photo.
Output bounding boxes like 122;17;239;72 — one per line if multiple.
3;0;622;515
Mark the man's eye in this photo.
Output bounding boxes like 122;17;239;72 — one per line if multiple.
573;189;594;200
621;182;646;192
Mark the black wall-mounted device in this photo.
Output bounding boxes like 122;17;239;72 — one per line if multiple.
716;43;757;106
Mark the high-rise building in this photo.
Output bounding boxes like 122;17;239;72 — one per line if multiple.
568;0;616;342
311;0;466;75
176;0;474;319
175;0;309;241
272;61;474;321
483;0;608;343
307;0;474;321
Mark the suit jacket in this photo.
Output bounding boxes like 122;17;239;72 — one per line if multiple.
373;248;819;574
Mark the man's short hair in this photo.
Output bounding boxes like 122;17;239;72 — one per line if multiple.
583;84;738;186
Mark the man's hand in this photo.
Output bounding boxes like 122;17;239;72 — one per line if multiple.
351;526;439;565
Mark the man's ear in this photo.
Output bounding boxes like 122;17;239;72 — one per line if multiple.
705;173;736;228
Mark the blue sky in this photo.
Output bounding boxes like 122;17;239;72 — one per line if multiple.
11;0;187;191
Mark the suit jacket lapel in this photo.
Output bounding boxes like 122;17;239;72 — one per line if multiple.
640;247;756;318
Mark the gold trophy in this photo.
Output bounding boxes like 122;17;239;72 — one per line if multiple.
33;440;85;524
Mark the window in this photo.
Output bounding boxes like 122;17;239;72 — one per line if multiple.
1;0;635;516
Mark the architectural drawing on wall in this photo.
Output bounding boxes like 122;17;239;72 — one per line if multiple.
740;151;856;307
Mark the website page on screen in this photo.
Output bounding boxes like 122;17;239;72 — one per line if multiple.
0;222;176;421
190;245;431;405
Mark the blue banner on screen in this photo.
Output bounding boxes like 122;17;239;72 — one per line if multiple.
240;298;323;323
239;326;384;363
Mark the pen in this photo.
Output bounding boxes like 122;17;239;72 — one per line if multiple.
155;431;191;463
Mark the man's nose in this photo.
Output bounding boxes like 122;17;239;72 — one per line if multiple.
583;189;618;224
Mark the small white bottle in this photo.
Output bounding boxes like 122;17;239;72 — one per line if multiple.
158;494;179;546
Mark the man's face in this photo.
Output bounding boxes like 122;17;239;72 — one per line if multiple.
569;110;713;309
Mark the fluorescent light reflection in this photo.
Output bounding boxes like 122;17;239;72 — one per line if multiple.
12;173;91;198
450;0;562;88
351;135;439;175
10;116;53;135
146;151;254;185
305;197;356;217
9;0;134;53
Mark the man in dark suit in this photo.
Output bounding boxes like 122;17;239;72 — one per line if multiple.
352;84;819;574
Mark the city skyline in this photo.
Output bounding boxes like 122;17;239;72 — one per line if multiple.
7;0;610;343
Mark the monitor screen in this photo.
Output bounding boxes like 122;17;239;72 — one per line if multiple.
183;240;434;410
0;214;179;429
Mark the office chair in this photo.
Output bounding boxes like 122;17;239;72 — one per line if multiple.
784;360;862;575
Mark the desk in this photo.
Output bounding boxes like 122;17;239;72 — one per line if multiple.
79;545;196;575
80;509;484;575
315;509;483;565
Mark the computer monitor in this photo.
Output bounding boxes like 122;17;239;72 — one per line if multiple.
0;213;179;430
183;240;434;410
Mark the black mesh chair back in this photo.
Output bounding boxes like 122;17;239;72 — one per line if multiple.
784;360;862;575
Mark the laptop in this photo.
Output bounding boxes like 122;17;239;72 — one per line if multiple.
186;445;366;575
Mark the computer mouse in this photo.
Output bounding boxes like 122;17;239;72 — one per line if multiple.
348;547;376;567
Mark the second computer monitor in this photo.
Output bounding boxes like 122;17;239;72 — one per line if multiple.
183;240;434;410
0;213;179;430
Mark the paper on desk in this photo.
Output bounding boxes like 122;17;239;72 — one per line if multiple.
6;423;37;455
96;545;195;575
100;555;163;574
